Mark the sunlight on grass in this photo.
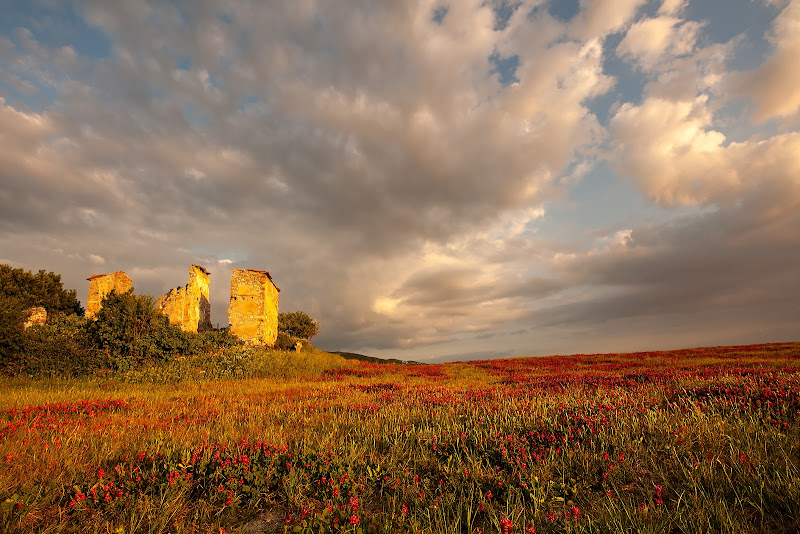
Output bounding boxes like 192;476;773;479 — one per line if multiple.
0;342;798;533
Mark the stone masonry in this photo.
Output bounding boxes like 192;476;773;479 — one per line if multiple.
86;271;133;319
157;264;212;333
23;307;47;329
228;268;280;346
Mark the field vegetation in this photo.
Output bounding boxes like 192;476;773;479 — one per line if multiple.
1;341;798;533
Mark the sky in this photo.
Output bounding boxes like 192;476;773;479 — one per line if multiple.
1;0;799;362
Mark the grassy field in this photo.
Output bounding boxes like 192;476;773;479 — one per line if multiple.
1;342;798;533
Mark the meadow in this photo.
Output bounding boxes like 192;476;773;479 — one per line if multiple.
0;342;798;533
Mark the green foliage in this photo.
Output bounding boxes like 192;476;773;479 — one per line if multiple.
0;264;83;316
89;290;189;371
193;328;242;351
0;295;26;374
275;331;304;351
122;344;347;383
278;311;320;340
19;314;107;377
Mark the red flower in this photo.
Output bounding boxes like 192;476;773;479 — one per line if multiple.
500;517;513;533
350;514;359;525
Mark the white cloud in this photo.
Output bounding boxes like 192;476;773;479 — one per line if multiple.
611;94;800;207
569;0;647;40
617;16;704;70
658;0;689;16
737;0;800;120
1;1;798;358
88;254;105;264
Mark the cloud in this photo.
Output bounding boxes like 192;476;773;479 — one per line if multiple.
0;1;798;360
88;254;105;264
568;0;647;40
617;15;704;70
736;0;800;120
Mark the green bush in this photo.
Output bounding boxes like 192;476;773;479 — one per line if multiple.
19;314;107;377
0;295;26;374
193;328;241;351
278;311;319;340
122;343;347;383
275;331;304;351
89;290;189;371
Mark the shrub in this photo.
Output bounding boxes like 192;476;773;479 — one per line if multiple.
19;314;107;377
89;290;189;371
278;311;320;340
0;295;26;374
275;331;304;351
194;328;242;352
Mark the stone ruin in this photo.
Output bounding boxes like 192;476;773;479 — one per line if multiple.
85;271;133;319
86;266;280;346
23;307;47;329
157;264;212;333
228;268;280;346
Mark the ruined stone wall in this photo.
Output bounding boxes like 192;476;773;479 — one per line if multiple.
157;264;211;333
86;271;133;319
228;268;279;346
157;286;186;328
23;307;47;329
187;265;212;332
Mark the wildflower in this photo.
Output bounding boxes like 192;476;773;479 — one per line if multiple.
97;469;105;479
486;490;493;500
350;514;359;525
350;497;359;511
571;506;580;518
402;505;408;515
526;523;536;533
500;517;513;533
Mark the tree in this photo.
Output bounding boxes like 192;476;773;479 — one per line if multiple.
89;290;187;371
0;264;83;316
278;311;320;340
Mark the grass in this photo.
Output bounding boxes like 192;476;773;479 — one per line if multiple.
0;342;798;533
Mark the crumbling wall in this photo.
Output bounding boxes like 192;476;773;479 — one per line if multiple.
187;265;212;332
157;264;211;333
157;286;186;328
228;268;279;346
86;271;133;319
23;307;47;329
